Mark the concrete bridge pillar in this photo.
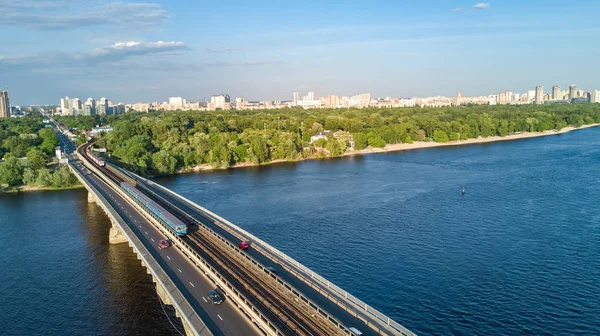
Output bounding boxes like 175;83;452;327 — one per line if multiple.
156;283;173;305
109;225;128;244
87;192;96;203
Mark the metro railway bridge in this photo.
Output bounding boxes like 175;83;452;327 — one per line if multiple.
59;125;415;336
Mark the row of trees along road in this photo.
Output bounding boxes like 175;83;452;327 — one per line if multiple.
0;115;78;189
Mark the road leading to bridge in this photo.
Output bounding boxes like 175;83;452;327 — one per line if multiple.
69;157;260;336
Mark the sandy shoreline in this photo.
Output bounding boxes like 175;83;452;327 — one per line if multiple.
349;123;600;156
179;123;600;174
6;185;85;193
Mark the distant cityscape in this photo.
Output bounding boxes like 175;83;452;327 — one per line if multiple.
1;84;600;118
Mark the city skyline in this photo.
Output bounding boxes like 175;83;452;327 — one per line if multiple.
2;0;600;105
46;82;599;116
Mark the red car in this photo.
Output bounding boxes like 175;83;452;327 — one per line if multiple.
159;239;170;249
238;241;249;250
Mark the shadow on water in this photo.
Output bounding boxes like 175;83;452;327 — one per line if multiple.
75;189;183;336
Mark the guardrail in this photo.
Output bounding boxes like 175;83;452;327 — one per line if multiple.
81;158;278;336
68;161;211;336
122;167;416;336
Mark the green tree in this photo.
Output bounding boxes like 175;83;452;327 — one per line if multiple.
22;168;37;185
52;166;76;187
36;168;53;186
151;150;177;175
433;130;449;143
0;154;24;186
368;136;386;148
26;148;48;170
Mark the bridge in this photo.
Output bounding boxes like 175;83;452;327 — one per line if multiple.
52;121;416;336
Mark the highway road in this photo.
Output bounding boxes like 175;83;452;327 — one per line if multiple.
135;174;384;336
51;133;262;334
51;121;75;154
53;121;407;336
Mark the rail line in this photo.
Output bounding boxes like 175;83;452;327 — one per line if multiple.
79;141;336;336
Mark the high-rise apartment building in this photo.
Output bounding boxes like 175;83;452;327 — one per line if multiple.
97;97;109;115
535;85;544;104
0;88;10;118
72;98;82;111
60;96;72;115
591;89;600;103
552;85;561;100
569;85;577;101
84;98;96;115
210;94;230;110
168;97;184;108
292;91;299;106
307;91;315;101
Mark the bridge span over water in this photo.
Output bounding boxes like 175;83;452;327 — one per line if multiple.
54;123;415;336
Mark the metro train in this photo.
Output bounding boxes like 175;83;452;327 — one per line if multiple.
121;182;188;235
86;150;105;167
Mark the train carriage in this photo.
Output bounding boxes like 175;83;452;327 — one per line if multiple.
121;182;187;235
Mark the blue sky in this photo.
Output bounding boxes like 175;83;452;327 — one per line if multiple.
2;0;600;105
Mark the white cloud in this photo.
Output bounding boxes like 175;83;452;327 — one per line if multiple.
205;47;238;53
83;41;189;62
474;3;491;9
1;1;168;30
452;7;464;12
0;41;190;72
204;60;278;68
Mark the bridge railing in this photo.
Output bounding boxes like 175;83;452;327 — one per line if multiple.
68;161;212;336
125;169;415;336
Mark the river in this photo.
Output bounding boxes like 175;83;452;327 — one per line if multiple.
2;128;600;335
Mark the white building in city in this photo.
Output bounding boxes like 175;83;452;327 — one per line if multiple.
209;94;231;110
168;97;185;109
535;86;544;104
591;89;600;103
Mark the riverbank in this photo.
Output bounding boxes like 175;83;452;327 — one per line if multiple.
1;184;84;194
350;123;600;156
180;123;600;174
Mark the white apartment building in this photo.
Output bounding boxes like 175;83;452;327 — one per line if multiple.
210;94;231;110
591;89;600;103
168;97;184;108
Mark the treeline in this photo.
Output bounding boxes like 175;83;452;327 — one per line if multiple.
57;104;600;176
0;115;78;190
0;115;59;158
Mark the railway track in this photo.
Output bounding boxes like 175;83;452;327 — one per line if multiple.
79;141;336;336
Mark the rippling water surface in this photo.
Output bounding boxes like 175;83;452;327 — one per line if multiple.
156;128;600;335
0;189;180;336
2;128;600;335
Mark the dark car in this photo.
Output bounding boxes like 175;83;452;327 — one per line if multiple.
238;241;249;250
266;266;277;275
208;289;224;305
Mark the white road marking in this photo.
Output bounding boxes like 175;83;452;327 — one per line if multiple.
151;238;154;242
145;231;148;235
166;256;171;260
178;269;182;273
189;282;195;287
217;314;223;321
202;297;207;303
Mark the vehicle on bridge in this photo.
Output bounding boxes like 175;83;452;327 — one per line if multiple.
208;289;224;305
238;241;249;250
159;239;171;249
121;182;188;235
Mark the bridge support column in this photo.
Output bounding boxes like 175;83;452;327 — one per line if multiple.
156;282;173;305
87;192;96;203
109;225;128;244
